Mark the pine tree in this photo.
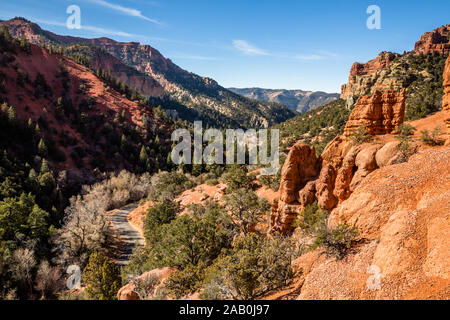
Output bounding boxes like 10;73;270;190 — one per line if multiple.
7;106;16;123
83;252;121;300
40;159;50;174
139;146;148;165
120;135;127;152
35;124;41;137
38;139;48;158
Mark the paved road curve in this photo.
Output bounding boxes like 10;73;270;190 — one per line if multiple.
108;203;145;266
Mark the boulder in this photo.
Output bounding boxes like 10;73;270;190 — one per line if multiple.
375;141;401;168
117;267;178;300
350;144;381;191
298;181;316;207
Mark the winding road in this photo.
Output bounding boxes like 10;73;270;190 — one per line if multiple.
108;203;145;266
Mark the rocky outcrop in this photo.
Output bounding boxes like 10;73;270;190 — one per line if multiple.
117;267;178;300
334;146;360;202
443;56;450;134
343;89;406;136
350;52;398;77
271;140;387;233
375;141;401;168
271;143;320;233
341;26;450;101
296;146;450;300
341;52;401;100
271;97;408;233
278;143;320;204
414;25;450;54
315;164;337;210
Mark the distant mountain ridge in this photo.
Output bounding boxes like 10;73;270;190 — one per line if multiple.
228;87;340;113
0;18;296;128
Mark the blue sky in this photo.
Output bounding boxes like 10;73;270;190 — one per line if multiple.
1;0;449;92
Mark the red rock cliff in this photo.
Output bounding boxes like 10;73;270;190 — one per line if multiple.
414;24;450;54
271;89;407;234
349;52;397;77
444;55;450;135
344;89;406;136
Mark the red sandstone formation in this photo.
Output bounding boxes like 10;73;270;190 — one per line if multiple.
349;52;398;77
341;26;450;101
343;89;406;136
443;56;450;134
414;24;450;54
278;143;320;204
271;143;320;233
271;89;407;233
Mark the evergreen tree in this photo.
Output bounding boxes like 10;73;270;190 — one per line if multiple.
38;139;48;158
139;146;148;165
40;159;50;174
83;252;121;300
7;106;16;123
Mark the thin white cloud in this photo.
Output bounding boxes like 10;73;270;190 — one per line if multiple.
36;18;136;37
232;40;269;56
294;51;339;61
170;54;219;61
88;0;163;25
295;54;324;61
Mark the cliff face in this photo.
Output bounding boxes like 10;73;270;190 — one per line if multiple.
414;25;450;54
349;51;398;77
444;56;450;135
340;52;402;101
270;88;407;233
343;89;406;136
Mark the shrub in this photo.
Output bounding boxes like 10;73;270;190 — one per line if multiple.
144;201;178;244
294;202;358;260
200;234;297;300
224;189;270;235
147;202;234;270
311;223;359;260
293;201;328;236
164;263;206;299
349;125;371;145
395;123;417;160
221;165;253;192
83;252;121;300
149;171;194;201
420;127;444;146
